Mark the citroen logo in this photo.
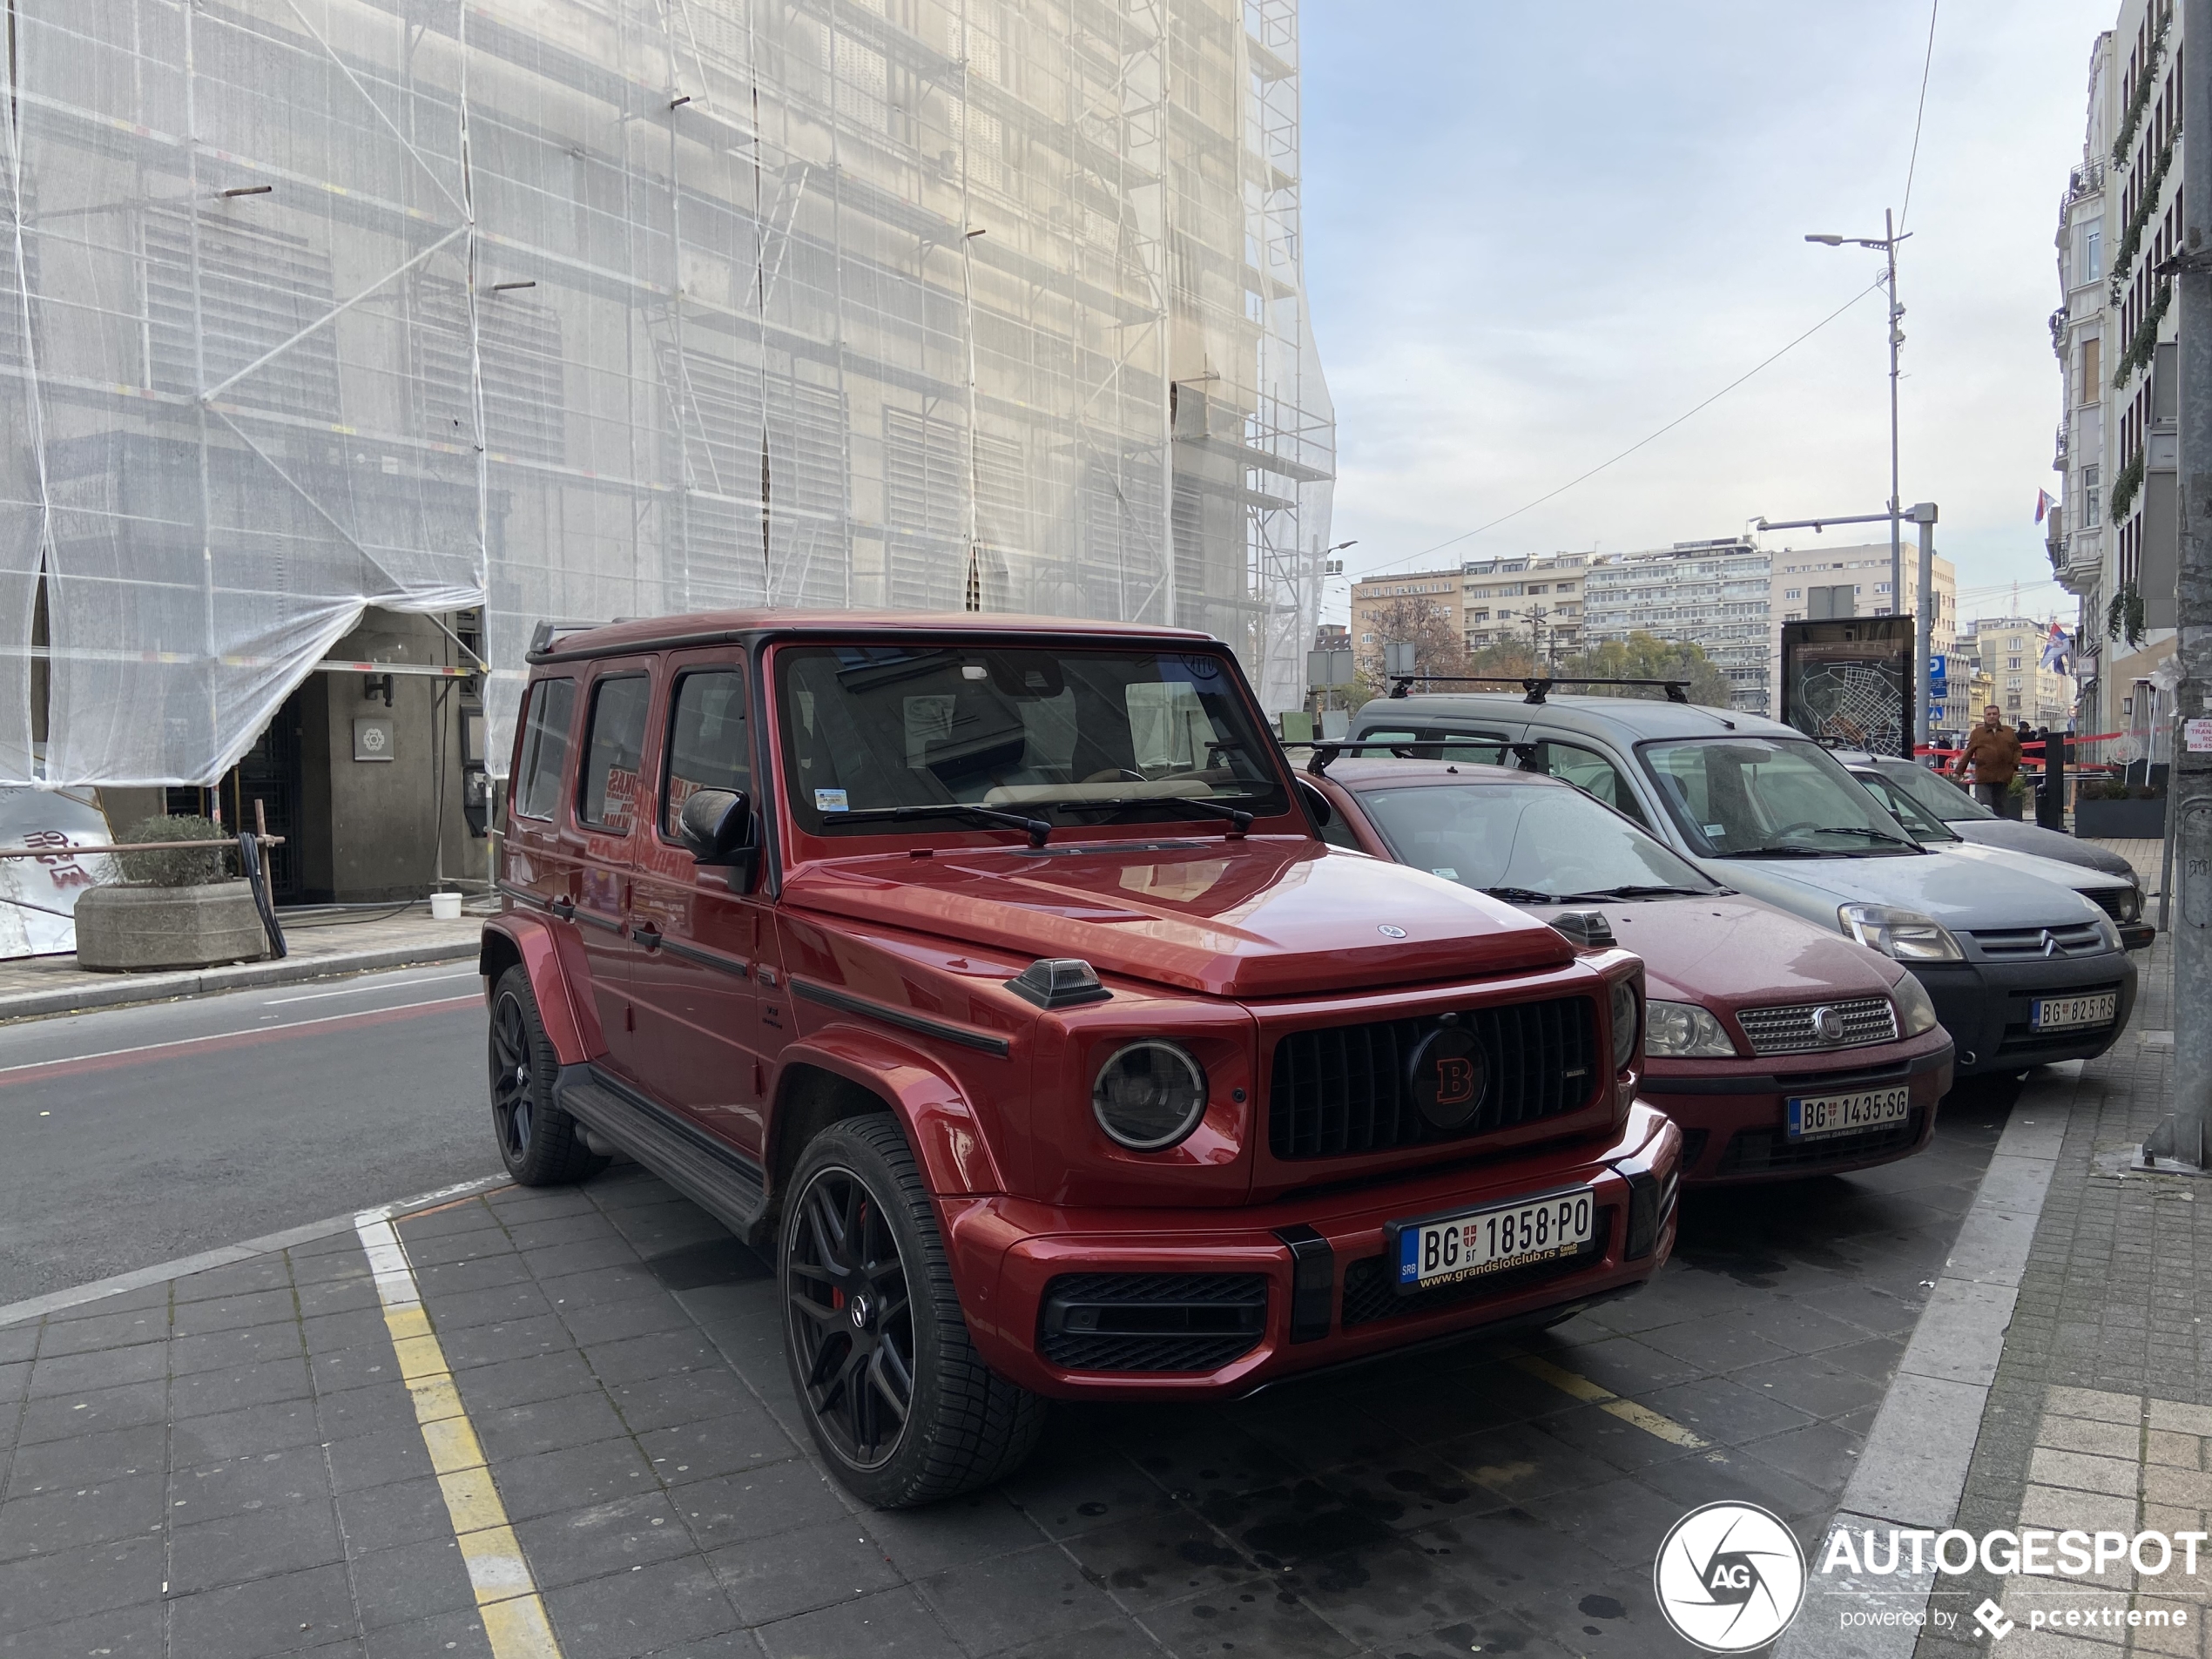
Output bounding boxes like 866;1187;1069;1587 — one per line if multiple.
1811;1006;1846;1043
2040;929;2060;957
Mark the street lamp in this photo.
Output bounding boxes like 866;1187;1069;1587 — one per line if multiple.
1804;213;1912;636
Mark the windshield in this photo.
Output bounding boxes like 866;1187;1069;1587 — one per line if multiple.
1353;779;1721;900
775;644;1288;838
1875;759;1993;823
1640;738;1919;857
1851;771;1959;843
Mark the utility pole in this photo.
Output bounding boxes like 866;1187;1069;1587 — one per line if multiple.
2148;0;2212;1170
1912;502;1938;753
1885;210;1905;661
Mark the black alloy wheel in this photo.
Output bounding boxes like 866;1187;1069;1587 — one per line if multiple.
779;1116;1044;1506
484;965;606;1186
786;1163;915;1469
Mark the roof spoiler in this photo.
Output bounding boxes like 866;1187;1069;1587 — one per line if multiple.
526;618;609;661
1386;675;1690;705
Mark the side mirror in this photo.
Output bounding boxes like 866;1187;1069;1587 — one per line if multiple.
678;788;754;865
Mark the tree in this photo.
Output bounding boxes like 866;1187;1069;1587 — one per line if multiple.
1358;596;1470;700
1552;633;1735;708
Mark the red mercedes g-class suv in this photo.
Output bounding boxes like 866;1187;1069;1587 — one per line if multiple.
482;612;1680;1507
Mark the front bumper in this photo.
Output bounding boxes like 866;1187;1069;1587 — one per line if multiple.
1907;951;2138;1076
1642;1030;1953;1184
942;1105;1681;1399
2121;922;2157;952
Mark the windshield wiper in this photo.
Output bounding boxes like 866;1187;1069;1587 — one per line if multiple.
1791;826;1920;849
824;803;1053;846
1481;885;1560;904
1710;845;1853;860
1555;884;1723;900
1056;796;1255;835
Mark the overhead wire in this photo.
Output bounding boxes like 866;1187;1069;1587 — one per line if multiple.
1898;0;1940;232
1352;276;1889;581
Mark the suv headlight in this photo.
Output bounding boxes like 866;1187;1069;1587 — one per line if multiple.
1093;1041;1209;1150
1609;974;1642;1073
1890;971;1940;1037
1645;1000;1737;1058
1838;903;1963;962
2116;881;2143;924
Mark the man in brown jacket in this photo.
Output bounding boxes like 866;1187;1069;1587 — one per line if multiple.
1952;704;2024;818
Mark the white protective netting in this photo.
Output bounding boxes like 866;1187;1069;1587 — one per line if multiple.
0;0;1331;785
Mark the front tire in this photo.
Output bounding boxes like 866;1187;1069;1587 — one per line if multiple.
780;1116;1044;1507
487;966;607;1186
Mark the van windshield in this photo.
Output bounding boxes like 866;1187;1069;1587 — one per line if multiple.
775;644;1289;839
1640;738;1922;858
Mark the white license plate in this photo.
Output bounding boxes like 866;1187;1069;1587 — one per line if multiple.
2031;992;2117;1030
1787;1085;1912;1141
1394;1189;1596;1291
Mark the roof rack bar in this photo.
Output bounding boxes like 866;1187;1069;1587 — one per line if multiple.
1290;738;1512;778
526;617;609;660
1386;674;1690;706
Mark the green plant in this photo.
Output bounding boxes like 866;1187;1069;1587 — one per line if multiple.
118;815;235;887
2109;445;2147;522
2111;7;2172;168
2106;584;2148;649
2111;280;2172;393
2110;132;2179;278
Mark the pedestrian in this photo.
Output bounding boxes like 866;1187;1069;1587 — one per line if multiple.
1952;703;2025;819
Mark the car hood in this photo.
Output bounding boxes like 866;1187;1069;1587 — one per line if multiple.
1527;896;1898;1008
782;840;1576;997
1689;847;2106;931
1925;839;2129;894
1950;819;2139;877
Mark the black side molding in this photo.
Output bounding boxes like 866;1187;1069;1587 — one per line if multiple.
552;1064;767;1236
791;979;1013;1057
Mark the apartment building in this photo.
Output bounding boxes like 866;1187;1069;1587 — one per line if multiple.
1581;539;1774;713
1768;541;1957;718
1460;556;1591;655
1965;617;2078;728
2051;1;2181;748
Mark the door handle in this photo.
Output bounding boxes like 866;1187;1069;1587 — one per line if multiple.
633;922;663;949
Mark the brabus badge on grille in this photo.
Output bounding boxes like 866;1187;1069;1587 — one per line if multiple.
1811;1006;1846;1043
1378;923;1407;938
1406;1026;1487;1130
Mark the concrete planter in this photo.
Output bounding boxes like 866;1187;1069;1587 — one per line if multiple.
73;880;268;971
2073;796;2168;840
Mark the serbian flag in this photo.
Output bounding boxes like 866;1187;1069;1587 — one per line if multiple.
2040;621;2071;674
2035;489;2054;523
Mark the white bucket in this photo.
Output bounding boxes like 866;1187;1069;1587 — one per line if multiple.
429;891;464;921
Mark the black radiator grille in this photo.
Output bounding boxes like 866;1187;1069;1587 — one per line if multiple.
1267;996;1601;1161
1715;1112;1923;1177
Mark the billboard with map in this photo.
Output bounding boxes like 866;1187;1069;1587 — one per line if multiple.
1780;617;1913;758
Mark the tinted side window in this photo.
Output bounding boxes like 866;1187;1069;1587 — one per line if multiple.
514;678;577;820
1534;740;1649;826
579;676;651;832
664;670;750;838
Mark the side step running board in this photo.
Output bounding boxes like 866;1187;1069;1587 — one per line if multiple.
552;1064;768;1237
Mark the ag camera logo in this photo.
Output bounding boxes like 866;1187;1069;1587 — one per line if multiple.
1655;1502;1806;1652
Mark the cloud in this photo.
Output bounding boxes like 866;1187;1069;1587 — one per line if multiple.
1303;0;2094;620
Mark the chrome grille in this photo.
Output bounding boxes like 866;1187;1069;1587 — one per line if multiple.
1266;995;1601;1161
1736;995;1898;1056
1969;921;2107;961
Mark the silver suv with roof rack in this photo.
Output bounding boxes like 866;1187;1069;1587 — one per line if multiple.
1349;686;2137;1077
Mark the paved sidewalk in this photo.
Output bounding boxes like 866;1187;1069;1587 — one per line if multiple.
0;907;486;1022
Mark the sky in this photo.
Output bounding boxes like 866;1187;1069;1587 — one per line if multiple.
1298;0;2106;630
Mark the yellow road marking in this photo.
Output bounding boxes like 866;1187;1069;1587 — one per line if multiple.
1509;1352;1710;1448
356;1208;564;1659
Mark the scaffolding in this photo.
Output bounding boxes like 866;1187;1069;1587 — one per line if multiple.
0;0;1332;785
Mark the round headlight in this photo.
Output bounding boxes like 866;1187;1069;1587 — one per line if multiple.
1609;976;1642;1073
1092;1041;1209;1150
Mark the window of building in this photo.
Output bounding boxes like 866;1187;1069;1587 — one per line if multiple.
1875;583;1889;594
580;675;652;832
514;678;577;820
662;669;750;839
2084;465;2101;527
2081;220;2103;286
1359;632;1372;644
2007;656;2021;670
1784;588;1800;599
2081;334;2101;398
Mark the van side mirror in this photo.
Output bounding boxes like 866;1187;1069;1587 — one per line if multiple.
678;788;754;866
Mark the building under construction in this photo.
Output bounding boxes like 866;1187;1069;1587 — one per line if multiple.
0;0;1333;898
